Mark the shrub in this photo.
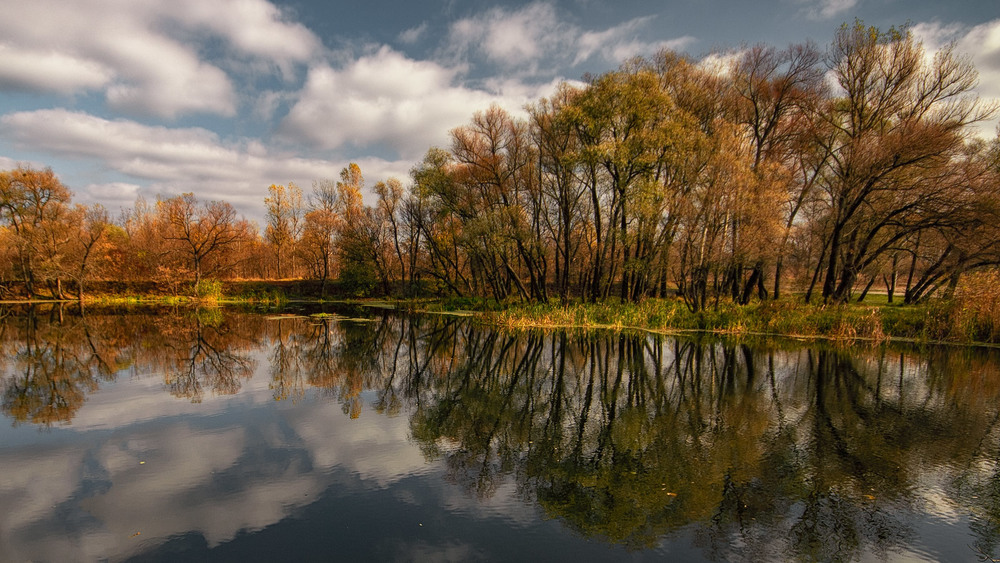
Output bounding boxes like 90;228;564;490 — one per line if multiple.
938;270;1000;342
194;279;223;301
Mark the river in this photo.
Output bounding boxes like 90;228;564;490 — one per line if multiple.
1;304;998;562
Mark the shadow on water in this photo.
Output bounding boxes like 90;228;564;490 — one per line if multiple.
3;303;1000;561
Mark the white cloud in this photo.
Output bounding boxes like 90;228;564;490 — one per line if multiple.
82;182;142;207
697;50;743;76
281;47;533;159
912;19;1000;137
167;0;322;79
399;23;429;45
0;155;42;170
0;0;322;118
449;3;564;69
446;3;690;73
101;33;238;118
574;16;686;65
0;109;412;217
0;44;113;94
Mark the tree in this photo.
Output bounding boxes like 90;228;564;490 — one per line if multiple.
110;196;163;283
334;164;377;296
729;42;826;300
565;67;675;301
530;84;588;303
301;179;339;296
451;105;545;301
900;138;1000;303
813;22;991;302
410;148;473;296
264;182;303;279
0;166;73;297
68;204;110;301
374;178;406;292
158;193;249;290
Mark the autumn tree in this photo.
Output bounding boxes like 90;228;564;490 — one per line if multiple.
811;22;991;303
729;42;826;300
264;182;303;279
900;138;1000;303
450;105;546;301
109;196;165;284
68;204;110;301
158;193;250;290
300;179;339;295
374;178;407;292
334;163;378;295
0;167;73;297
565;67;676;302
530;84;588;303
398;181;428;296
409;148;473;296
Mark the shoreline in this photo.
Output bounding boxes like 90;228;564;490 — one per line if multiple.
3;293;999;348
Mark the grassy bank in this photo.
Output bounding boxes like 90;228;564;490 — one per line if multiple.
473;297;1000;346
8;273;1000;346
80;280;289;306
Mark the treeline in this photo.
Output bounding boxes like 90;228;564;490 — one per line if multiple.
2;22;998;307
0;168;258;299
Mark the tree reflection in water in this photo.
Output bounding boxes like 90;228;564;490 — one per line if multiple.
2;305;1000;560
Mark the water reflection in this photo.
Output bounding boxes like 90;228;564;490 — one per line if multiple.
2;304;1000;561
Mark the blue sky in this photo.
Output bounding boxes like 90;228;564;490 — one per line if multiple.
1;0;998;222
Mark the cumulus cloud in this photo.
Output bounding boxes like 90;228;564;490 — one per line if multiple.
450;3;565;67
446;2;689;73
280;47;546;159
912;19;1000;136
0;45;113;94
0;0;321;117
101;33;238;118
0;109;412;218
168;0;322;79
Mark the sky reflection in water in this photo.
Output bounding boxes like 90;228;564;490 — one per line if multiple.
1;305;999;562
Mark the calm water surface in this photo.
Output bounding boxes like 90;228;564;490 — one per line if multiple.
2;304;1000;562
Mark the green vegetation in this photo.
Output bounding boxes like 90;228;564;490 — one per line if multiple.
71;280;287;306
476;292;1000;345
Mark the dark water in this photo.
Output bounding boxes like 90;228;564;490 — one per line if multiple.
2;304;1000;562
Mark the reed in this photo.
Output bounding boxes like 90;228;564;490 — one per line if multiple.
477;298;969;344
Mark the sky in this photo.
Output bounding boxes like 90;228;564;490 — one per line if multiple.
1;0;998;224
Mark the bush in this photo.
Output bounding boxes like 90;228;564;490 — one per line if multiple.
932;270;1000;342
194;279;223;301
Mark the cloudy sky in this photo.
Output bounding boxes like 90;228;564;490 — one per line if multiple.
1;0;998;223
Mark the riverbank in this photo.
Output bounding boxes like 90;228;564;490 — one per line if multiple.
4;281;998;346
472;297;1000;346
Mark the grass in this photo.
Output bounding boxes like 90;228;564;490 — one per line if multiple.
71;280;290;306
13;274;1000;346
475;296;997;345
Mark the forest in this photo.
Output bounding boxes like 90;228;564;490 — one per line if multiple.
1;22;998;311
